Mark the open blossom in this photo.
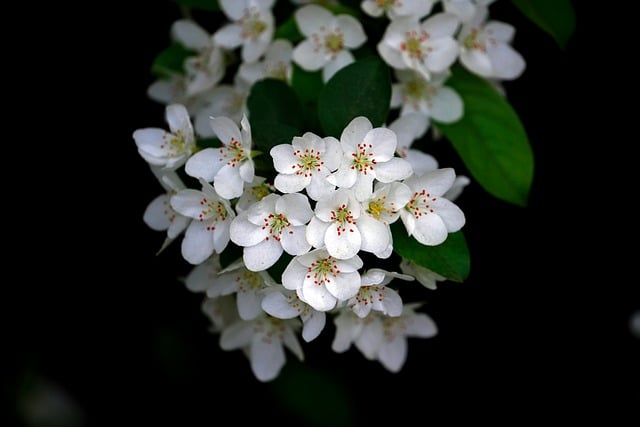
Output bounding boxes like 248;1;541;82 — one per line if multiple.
361;0;434;20
238;39;294;84
292;4;367;82
170;178;235;264
328;116;413;202
282;248;363;311
377;13;460;81
332;303;437;372
235;176;275;212
229;193;314;271
133;104;195;170
186;115;255;200
458;5;525;80
262;287;326;342
270;131;341;201
347;269;412;318
400;168;466;246
220;314;303;382
213;0;275;63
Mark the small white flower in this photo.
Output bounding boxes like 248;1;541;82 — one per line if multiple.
170;178;235;264
399;258;445;290
186;115;255;200
441;0;496;23
282;248;363;311
230;193;314;271
292;4;367;82
261;287;327;342
458;6;525;80
220;314;303;382
206;258;277;320
194;74;251;136
391;69;463;123
328;116;413;201
361;0;434;21
270;131;342;201
235;176;276;212
214;0;275;63
348;268;412;318
377;13;460;81
400;168;466;246
238;39;294;84
133;104;196;170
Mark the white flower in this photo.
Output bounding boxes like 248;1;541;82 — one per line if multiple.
238;39;294;84
282;248;363;311
399;258;445;290
147;74;211;114
347;268;412;318
391;69;463;123
171;19;225;96
377;14;460;81
220;314;303;382
358;181;412;258
194;74;251;136
441;0;495;23
235;176;275;212
261;287;327;342
202;295;240;332
170;178;235;264
184;254;221;293
133;104;195;170
306;188;363;259
388;113;439;176
328;116;413;201
206;258;277;320
143;168;190;250
458;6;525;80
399;168;466;246
214;0;275;63
332;303;438;372
186;115;255;200
270;131;342;201
292;4;367;82
361;0;434;21
230;193;314;271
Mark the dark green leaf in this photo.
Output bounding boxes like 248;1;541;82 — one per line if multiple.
510;0;575;48
291;65;323;105
174;0;220;11
391;224;470;283
250;120;301;153
196;137;220;150
318;57;391;137
435;66;534;206
274;16;303;43
151;43;194;78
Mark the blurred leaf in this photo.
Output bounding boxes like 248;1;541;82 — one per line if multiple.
273;361;355;427
510;0;575;48
196;137;220;150
151;43;194;78
291;65;324;105
274;16;303;43
174;0;220;11
318;57;391;137
435;66;533;206
391;225;470;283
250;121;301;153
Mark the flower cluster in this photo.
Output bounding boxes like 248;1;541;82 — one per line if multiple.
135;0;526;381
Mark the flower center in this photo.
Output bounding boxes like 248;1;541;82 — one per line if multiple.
367;195;389;220
253;317;286;342
401;31;430;59
294;148;324;177
236;270;266;292
463;28;485;51
376;0;397;10
219;137;246;167
249;182;274;201
405;189;436;219
352;285;385;307
198;197;228;230
324;31;344;53
351;143;377;174
382;316;408;340
263;213;291;241
162;130;188;157
330;204;356;236
266;61;288;80
241;10;267;40
307;256;341;286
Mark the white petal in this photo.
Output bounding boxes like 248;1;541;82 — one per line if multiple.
394;0;434;19
406;313;438;337
377;336;407;372
341;116;373;150
181;221;215;264
358;215;391;255
430;87;463;123
324;223;361;259
243;38;271;63
432;198;466;232
305;216;330;249
274;173;310;194
362;1;384;18
377;41;406;70
334;255;364;273
281;258;308;290
324;271;361;301
230;212;266;247
355;319;384;359
322;50;354;82
425;37;459;73
184;257;219;292
328;161;358;189
210;116;242;144
295;4;333;36
374;158;413;183
143;194;171;231
219;0;247;20
484;21;515;43
282;326;305;361
337;15;366;48
250;334;286;382
351;173;375;202
237;289;264;320
133;128;167;157
487;43;525;80
270;144;298;172
389;112;429;146
171;19;211;51
365;127;397;161
460;49;492;78
213;24;243;49
381;288;403;316
243;239;283;271
278;193;313;224
421;168;456;196
214;165;244;199
262;292;299;319
423;13;460;38
165;104;193;136
306;174;336;201
281;225;311;256
301;283;338;311
292;39;327;71
212;220;231;253
302;311;326;342
405;149;438;176
332;312;359;352
413;213;448;246
170;189;206;218
220;321;254;350
185;148;223;182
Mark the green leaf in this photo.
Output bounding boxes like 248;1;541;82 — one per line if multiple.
249;121;301;156
318;57;391;137
435;66;534;206
274;16;303;43
510;0;575;48
151;43;194;78
174;0;219;11
291;65;323;105
391;224;470;283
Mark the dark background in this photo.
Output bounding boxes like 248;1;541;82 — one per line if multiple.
10;1;638;425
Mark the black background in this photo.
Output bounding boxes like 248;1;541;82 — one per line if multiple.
10;1;638;425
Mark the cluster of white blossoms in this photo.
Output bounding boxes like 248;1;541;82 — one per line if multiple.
135;0;525;381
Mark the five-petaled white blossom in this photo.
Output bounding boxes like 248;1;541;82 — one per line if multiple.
214;0;275;63
170;178;235;264
400;168;466;246
186;115;255;200
133;104;196;170
347;268;412;318
262;287;327;342
282;248;363;311
328;116;413;201
230;193;314;271
292;4;367;82
270;131;342;201
377;13;460;81
361;0;434;21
